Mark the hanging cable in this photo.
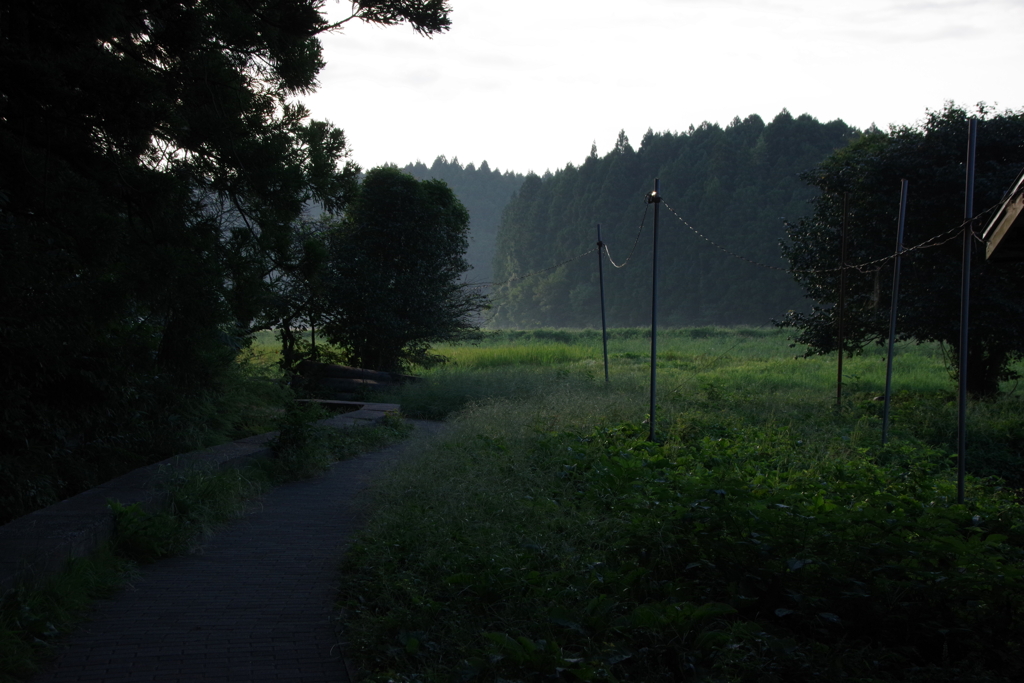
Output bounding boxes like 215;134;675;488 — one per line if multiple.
662;199;986;275
603;198;650;269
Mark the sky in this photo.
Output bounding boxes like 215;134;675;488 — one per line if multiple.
304;0;1024;177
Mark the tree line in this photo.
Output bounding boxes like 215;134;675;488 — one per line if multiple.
490;111;859;328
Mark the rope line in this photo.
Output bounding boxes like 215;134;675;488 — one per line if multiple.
471;189;999;295
603;199;649;269
473;199;653;289
662;199;974;276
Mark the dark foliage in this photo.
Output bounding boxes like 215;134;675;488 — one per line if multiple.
0;0;453;523
402;156;525;283
322;167;485;372
273;168;485;374
779;103;1024;395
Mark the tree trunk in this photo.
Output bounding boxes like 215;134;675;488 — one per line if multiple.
956;344;1008;397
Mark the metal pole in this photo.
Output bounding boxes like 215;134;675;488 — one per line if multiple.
957;118;977;505
597;223;609;382
649;179;661;442
882;180;909;445
836;193;849;410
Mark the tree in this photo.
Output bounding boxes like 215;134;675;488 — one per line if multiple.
402;155;525;283
0;0;453;522
307;167;483;372
779;103;1024;396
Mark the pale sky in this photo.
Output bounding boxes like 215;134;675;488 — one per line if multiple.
304;0;1024;176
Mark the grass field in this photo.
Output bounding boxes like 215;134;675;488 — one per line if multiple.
336;327;1024;683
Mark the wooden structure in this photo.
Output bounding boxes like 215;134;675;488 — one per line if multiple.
294;360;419;400
983;167;1024;261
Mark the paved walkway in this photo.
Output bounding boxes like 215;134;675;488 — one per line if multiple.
32;420;442;683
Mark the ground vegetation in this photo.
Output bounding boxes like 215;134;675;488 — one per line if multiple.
340;328;1024;682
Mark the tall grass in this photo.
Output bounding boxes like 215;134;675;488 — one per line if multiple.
339;327;1024;682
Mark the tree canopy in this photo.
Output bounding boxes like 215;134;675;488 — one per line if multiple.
403;156;525;283
779;103;1024;395
271;167;483;374
0;0;453;523
321;167;483;372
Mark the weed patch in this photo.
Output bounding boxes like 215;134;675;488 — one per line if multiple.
0;548;134;681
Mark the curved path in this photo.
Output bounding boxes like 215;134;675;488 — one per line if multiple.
32;420;442;683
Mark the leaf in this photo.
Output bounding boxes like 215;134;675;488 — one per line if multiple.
775;608;795;617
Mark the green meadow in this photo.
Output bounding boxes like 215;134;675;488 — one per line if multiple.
338;327;1024;683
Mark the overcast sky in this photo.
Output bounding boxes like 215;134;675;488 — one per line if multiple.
303;0;1024;176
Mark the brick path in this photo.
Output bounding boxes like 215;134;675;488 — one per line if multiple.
32;420;442;683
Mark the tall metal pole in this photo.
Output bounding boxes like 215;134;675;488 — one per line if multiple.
597;223;610;382
882;180;909;445
957;118;977;505
836;193;849;410
649;179;661;442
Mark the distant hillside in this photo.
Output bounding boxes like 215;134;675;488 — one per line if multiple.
491;111;859;328
402;157;525;283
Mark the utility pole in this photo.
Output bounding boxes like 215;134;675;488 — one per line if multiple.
836;193;849;410
597;224;609;382
882;180;909;444
648;180;661;442
957;118;977;504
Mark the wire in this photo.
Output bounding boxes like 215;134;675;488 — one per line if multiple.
475;189;1000;296
662;199;982;276
474;197;654;289
603;199;649;269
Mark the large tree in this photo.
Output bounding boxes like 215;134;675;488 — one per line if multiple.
0;0;452;522
319;166;484;372
778;103;1024;395
402;156;526;283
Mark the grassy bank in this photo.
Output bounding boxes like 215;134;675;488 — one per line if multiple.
338;327;1024;682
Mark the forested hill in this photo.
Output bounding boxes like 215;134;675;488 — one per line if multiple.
402;157;525;283
490;111;859;328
